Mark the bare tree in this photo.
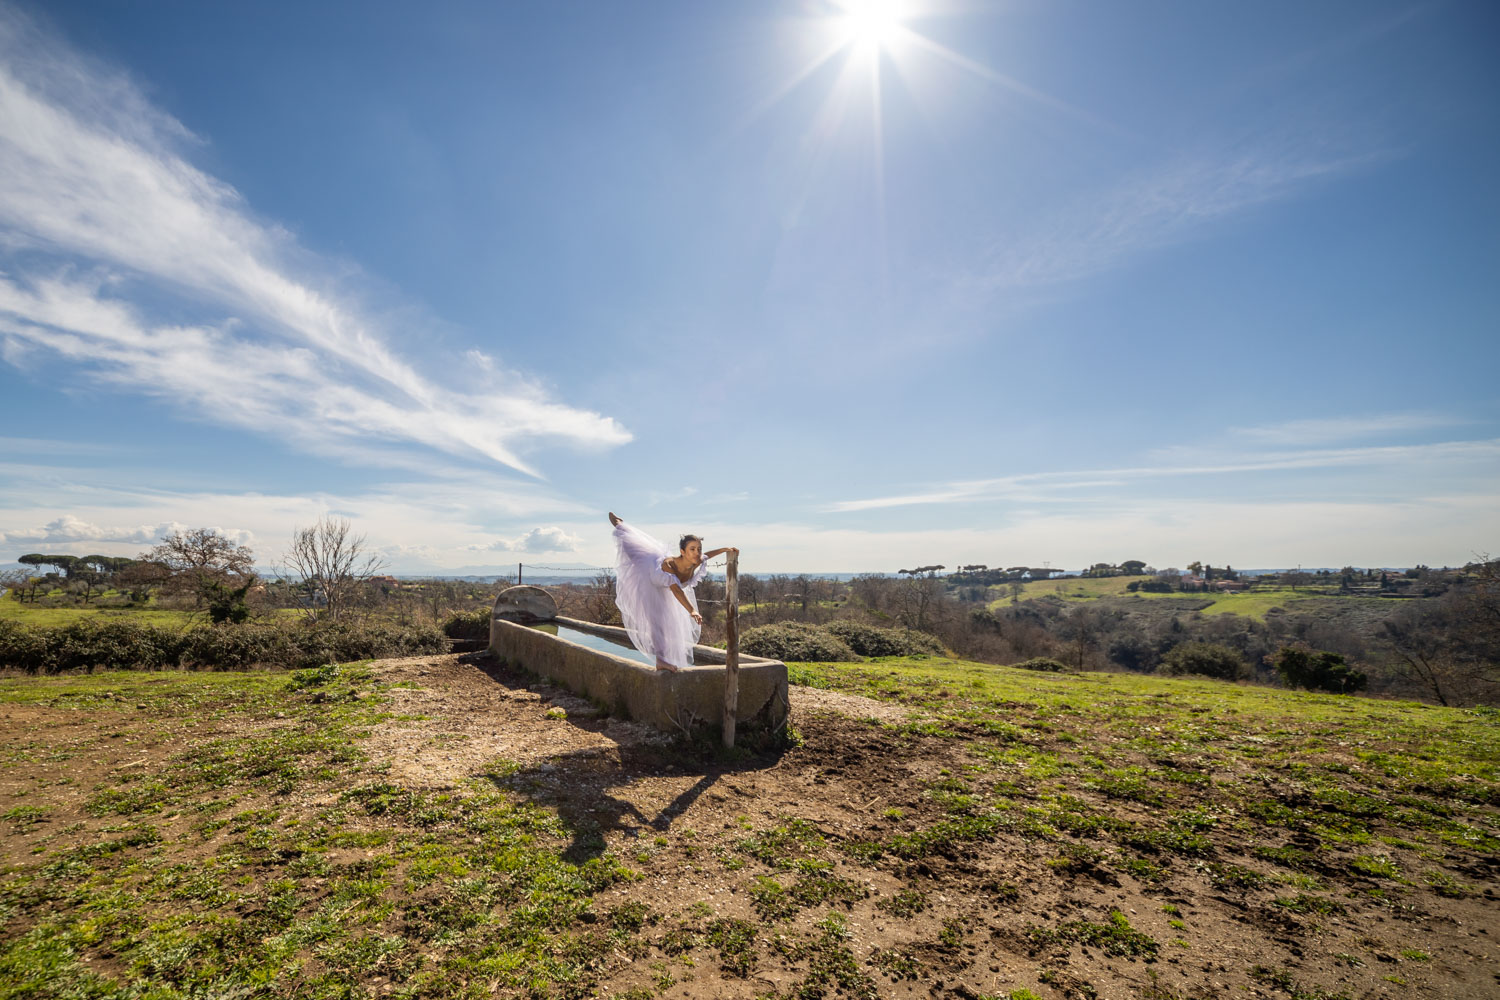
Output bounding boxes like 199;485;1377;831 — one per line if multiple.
584;571;619;624
1380;555;1500;706
284;516;386;622
894;566;950;631
790;574;813;617
0;568;32;602
143;528;256;607
739;573;762;612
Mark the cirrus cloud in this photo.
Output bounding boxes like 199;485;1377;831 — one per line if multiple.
0;6;629;478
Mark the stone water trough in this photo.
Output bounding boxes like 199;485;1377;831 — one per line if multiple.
487;586;790;739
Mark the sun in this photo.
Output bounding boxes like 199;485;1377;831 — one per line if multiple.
836;0;906;51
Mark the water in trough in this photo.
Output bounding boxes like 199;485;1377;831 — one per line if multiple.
528;622;658;666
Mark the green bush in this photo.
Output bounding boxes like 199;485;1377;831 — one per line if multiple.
204;581;253;624
1159;641;1247;681
1012;657;1071;673
0;619;185;673
261;620;446;669
1270;643;1367;694
0;620;47;671
179;622;293;670
0;618;446;673
741;623;858;662
823;621;944;657
441;608;491;641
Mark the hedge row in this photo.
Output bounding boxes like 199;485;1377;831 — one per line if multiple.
741;621;945;662
0;618;447;674
441;608;491;642
823;621;945;658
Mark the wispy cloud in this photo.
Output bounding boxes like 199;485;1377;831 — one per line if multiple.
828;430;1500;512
0;435;116;456
1225;412;1463;446
646;486;698;507
0;7;629;477
468;526;583;554
0;466;596;566
700;493;1499;571
969;140;1384;291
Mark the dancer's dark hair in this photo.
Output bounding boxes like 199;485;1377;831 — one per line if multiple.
679;533;702;551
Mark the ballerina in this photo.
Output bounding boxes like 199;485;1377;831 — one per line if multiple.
609;512;737;672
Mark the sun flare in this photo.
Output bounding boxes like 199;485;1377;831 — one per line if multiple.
837;0;906;51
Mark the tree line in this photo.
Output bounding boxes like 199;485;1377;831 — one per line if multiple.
4;517;387;624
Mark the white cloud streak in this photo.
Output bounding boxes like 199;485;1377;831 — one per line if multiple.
694;495;1499;572
971;142;1384;291
1225;412;1462;446
0;8;629;476
829;433;1500;513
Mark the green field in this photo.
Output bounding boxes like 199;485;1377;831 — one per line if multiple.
0;652;1494;998
0;593;302;628
994;575;1381;621
0;596;199;628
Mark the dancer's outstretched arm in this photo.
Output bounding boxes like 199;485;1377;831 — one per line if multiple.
668;583;703;624
704;546;739;559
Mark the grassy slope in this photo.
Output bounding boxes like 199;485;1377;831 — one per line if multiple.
995;576;1394;621
0;658;1495;999
0;597;301;627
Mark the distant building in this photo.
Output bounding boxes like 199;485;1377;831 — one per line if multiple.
1214;579;1248;592
369;575;402;590
1180;575;1207;591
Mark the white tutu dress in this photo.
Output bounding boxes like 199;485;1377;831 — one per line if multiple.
613;521;711;670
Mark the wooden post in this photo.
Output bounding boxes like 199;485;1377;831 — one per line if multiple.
518;562;523;585
722;550;740;748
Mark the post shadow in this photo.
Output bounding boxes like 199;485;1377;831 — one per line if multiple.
464;650;790;863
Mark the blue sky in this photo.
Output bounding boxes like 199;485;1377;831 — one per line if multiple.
1;0;1496;574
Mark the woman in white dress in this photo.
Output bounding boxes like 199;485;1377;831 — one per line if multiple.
609;512;738;672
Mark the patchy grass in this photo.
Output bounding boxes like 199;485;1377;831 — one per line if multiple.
1027;909;1160;960
1;650;1495;999
0;665;641;999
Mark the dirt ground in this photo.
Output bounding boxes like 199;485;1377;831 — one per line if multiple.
359;654;1499;1000
2;652;1496;1000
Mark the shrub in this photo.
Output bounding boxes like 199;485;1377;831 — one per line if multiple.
179;622;293;670
267;619;446;669
0;620;48;672
1012;657;1070;673
204;581;253;624
823;621;944;658
0;618;447;673
1159;641;1246;681
0;620;185;673
441;608;491;642
1270;643;1367;694
741;623;858;662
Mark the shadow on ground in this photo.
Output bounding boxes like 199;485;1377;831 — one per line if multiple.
468;650;791;863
